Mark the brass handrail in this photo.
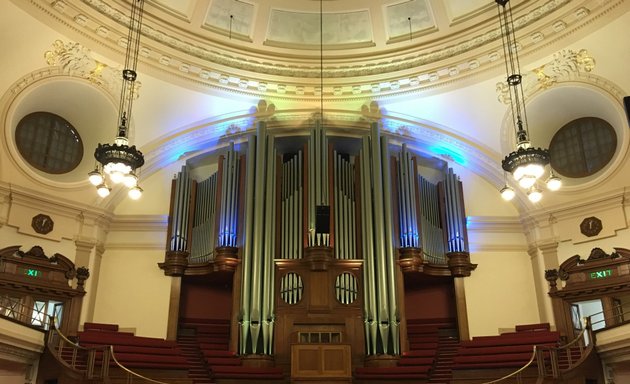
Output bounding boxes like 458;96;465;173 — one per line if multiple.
46;318;173;384
478;321;592;384
536;318;592;379
479;345;538;384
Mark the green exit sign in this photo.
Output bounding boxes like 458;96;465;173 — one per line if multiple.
23;268;42;278
589;269;612;279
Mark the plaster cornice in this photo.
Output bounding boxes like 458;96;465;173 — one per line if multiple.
12;0;627;100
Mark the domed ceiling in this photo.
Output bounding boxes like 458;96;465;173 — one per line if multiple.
18;0;620;100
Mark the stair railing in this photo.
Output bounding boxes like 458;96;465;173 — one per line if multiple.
535;317;592;379
478;319;593;384
479;346;538;384
46;317;172;384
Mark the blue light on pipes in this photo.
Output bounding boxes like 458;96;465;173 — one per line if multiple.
429;145;467;165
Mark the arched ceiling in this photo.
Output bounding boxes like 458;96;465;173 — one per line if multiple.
15;0;623;101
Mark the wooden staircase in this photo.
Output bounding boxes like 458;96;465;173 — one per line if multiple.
177;327;214;384
428;329;459;384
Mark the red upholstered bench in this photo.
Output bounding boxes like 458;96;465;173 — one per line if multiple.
211;366;284;380
397;357;434;366
401;349;436;358
354;365;431;380
79;332;178;348
84;322;119;332
453;352;532;365
460;332;559;348
453;361;532;369
205;357;242;366
203;349;237;357
515;323;551;332
457;344;545;356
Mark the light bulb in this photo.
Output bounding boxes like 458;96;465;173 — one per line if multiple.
546;174;562;191
110;170;125;184
128;186;143;200
123;172;138;188
518;175;537;189
96;184;111;198
528;187;542;203
500;185;515;201
88;169;104;186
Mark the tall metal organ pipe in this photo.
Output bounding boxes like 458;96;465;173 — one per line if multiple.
281;152;304;259
168;165;193;252
396;144;419;248
333;151;356;260
442;168;469;253
359;122;400;355
308;121;329;246
419;176;446;264
240;122;276;355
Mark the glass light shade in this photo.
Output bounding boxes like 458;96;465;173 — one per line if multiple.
528;187;542;203
518;175;537;189
500;185;515;201
110;170;125;184
128;185;143;200
546;174;562;191
513;163;545;182
88;169;104;186
96;184;111;198
123;172;138;188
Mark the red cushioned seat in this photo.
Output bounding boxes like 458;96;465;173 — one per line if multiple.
453;361;532;370
84;322;119;332
402;349;436;357
515;323;551;332
397;357;434;366
211;366;284;380
355;365;431;380
206;357;241;366
458;344;545;355
453;352;532;364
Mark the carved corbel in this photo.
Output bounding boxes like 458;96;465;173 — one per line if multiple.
447;252;477;277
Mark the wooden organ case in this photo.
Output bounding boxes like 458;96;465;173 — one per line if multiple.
161;118;475;381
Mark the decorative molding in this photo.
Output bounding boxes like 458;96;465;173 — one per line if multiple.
18;0;623;100
109;215;168;232
44;39;131;97
496;49;596;104
466;216;524;233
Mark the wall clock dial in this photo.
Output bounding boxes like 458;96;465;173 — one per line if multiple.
579;216;602;237
32;214;54;235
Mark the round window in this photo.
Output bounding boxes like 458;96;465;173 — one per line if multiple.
335;272;358;305
280;273;303;305
549;117;616;178
15;112;83;174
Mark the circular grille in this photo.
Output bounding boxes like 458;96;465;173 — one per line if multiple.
280;272;303;305
335;272;358;305
15;112;83;174
549;117;616;178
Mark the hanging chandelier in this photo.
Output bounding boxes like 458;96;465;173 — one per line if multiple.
495;0;560;203
88;0;145;199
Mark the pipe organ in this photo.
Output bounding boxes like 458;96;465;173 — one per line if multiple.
166;143;242;264
162;119;475;366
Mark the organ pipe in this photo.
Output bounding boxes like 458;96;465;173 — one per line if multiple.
190;173;217;263
333;151;356;260
240;121;276;355
442;168;469;253
281;152;304;259
359;146;377;355
419;176;446;264
308;121;329;246
239;135;257;355
380;135;400;355
359;123;400;355
396;144;419;248
168;165;193;252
